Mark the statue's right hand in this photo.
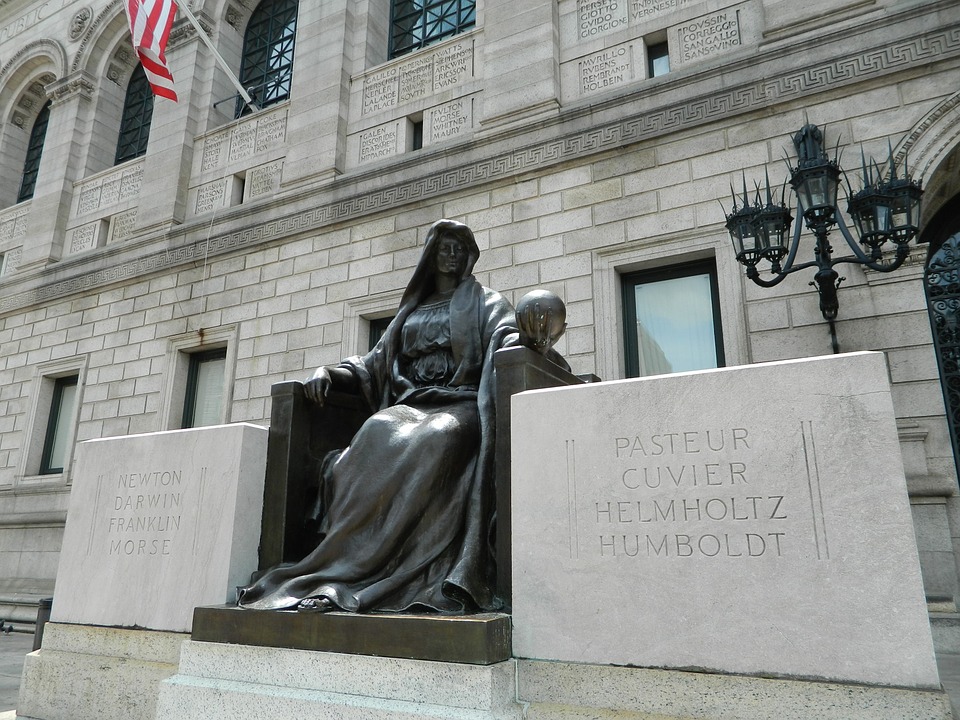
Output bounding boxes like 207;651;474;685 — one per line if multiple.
304;367;333;406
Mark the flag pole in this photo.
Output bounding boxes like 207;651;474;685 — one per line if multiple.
176;2;258;112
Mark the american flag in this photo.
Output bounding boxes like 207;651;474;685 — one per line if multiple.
123;0;179;101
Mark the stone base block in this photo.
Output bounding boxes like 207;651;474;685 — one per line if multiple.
155;640;521;720
518;660;953;720
192;605;511;664
16;622;186;720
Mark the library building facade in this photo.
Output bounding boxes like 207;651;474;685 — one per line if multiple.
1;0;960;643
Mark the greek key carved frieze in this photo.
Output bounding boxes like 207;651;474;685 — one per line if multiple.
1;26;958;316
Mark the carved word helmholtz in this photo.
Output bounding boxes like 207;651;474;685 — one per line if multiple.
105;469;189;557
595;426;790;560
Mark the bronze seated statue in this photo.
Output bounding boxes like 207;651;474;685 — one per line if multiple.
240;220;590;615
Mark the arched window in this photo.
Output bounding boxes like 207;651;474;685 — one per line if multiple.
115;64;154;165
390;0;476;59
17;100;51;203
236;0;298;117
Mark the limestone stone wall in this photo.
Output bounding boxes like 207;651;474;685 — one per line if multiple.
1;0;959;629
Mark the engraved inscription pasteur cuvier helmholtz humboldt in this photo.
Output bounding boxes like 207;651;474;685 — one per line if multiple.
578;424;812;561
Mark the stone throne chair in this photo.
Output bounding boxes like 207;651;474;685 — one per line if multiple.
256;345;592;614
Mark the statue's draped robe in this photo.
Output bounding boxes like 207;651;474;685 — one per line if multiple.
238;229;516;612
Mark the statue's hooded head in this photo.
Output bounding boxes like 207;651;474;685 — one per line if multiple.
402;219;480;307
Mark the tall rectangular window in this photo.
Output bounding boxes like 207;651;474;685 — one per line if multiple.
182;349;227;428
39;375;79;474
622;261;724;377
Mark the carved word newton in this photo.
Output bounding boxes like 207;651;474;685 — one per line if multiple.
117;470;182;488
596;495;786;524
578;0;626;38
600;531;786;558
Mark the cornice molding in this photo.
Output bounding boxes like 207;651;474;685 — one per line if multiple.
0;37;66;84
2;23;959;316
46;69;95;103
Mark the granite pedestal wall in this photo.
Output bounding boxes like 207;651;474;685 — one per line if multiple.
155;640;522;720
511;352;951;718
17;423;267;720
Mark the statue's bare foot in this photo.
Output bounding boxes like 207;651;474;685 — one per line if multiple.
297;596;333;613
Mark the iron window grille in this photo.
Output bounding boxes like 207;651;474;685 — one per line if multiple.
17;100;51;203
389;0;476;59
236;0;299;118
115;65;155;165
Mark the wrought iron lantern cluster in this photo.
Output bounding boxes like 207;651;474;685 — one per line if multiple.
725;123;924;353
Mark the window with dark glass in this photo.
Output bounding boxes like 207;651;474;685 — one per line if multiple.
368;316;393;351
115;64;154;165
182;348;227;428
647;41;670;78
17;100;51;203
40;375;79;474
390;0;476;59
236;0;299;117
621;261;724;377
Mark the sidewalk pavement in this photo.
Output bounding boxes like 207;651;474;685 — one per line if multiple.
0;631;32;716
0;627;958;718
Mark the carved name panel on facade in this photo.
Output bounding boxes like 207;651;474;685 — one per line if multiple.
246;160;283;200
560;1;753;101
0;205;28;245
358;121;403;164
576;0;628;40
67;222;100;254
107;209;138;244
72;161;145;219
199;107;288;174
675;9;742;64
360;38;475;116
428;98;473;144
